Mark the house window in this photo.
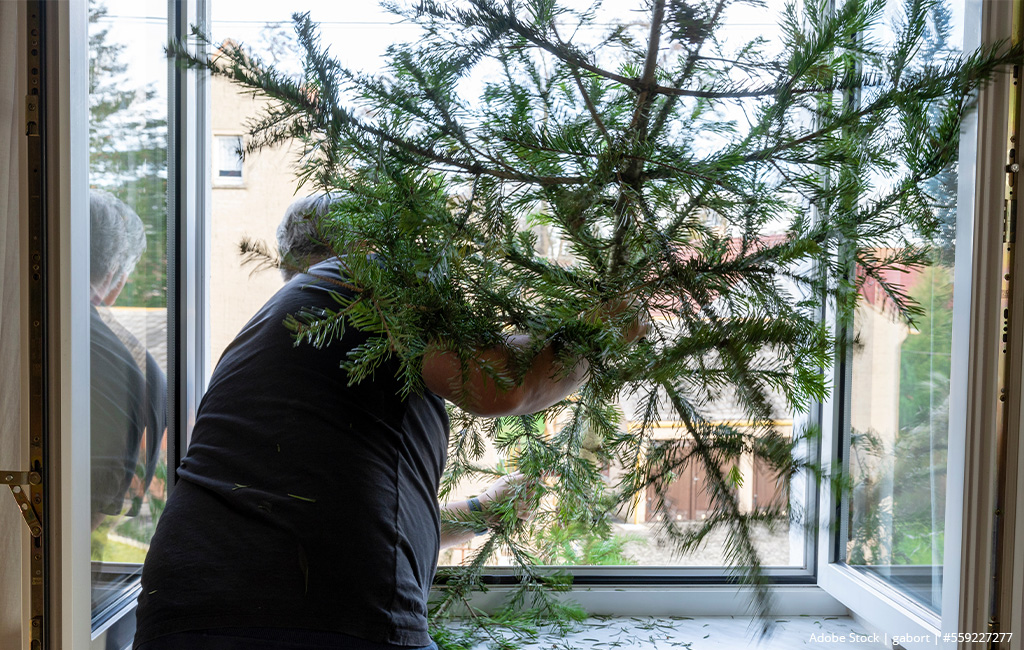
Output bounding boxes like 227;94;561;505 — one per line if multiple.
214;134;244;184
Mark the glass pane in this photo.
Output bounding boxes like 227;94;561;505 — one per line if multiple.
439;0;809;571
206;3;420;370
204;0;809;572
88;0;169;619
214;135;243;181
842;0;969;613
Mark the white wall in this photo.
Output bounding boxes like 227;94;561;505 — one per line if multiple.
0;1;27;648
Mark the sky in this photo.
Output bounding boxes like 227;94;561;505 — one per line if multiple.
93;0;970;179
97;0;793;89
94;0;969;105
90;0;974;245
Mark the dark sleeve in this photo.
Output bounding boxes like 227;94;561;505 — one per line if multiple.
91;313;148;517
141;350;167;489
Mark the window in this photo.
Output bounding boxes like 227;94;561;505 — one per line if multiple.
816;0;1002;644
842;260;955;612
87;0;171;628
213;134;243;184
30;0;1020;646
204;0;816;579
838;0;966;611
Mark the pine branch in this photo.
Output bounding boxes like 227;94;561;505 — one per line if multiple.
563;63;612;146
630;0;666;135
169;1;1024;640
661;384;774;624
650;0;734;142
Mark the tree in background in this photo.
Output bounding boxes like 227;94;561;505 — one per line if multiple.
90;0;167;308
891;266;953;572
173;0;1017;639
921;0;959;266
846;2;958;581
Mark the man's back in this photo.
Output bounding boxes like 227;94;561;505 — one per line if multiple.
134;259;449;648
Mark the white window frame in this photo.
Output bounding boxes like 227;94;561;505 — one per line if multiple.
54;0;93;646
39;0;1020;647
45;0;209;646
814;0;1015;647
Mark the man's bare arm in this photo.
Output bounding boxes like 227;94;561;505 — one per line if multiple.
439;497;481;550
422;300;648;417
422;335;588;418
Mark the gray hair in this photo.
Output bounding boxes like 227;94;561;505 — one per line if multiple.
277;193;338;281
90;190;146;291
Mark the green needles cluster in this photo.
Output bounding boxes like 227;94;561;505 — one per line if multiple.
172;0;1018;642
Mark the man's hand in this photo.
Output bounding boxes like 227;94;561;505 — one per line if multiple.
584;297;651;344
438;472;547;549
477;471;543;524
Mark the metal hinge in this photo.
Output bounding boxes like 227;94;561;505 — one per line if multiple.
0;471;43;537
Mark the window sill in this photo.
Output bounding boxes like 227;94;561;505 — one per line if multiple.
438;584;846;617
446;615;888;649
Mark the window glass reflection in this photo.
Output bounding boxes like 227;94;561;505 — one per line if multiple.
88;0;169;618
842;0;966;613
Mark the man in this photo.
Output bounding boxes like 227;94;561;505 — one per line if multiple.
275;193;338;282
133;195;636;650
90;190;167;530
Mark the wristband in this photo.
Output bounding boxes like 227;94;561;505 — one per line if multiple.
467;496;488;535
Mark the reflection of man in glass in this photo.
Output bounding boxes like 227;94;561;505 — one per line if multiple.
90;190;167;530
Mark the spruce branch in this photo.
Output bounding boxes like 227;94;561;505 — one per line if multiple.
661;383;774;626
631;0;667;135
172;0;1023;640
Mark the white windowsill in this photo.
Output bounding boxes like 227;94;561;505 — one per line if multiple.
447;615;889;649
441;584;847;617
212;180;246;188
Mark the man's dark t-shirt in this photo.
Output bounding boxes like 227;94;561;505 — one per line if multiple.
91;306;167;518
134;260;450;648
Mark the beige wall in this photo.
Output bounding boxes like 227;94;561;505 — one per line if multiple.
208;76;309;368
848;298;909;498
846;300;910;563
0;2;26;647
850;300;909;443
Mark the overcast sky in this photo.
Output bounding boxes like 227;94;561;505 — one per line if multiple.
96;0;968;96
96;0;798;90
93;0;968;148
